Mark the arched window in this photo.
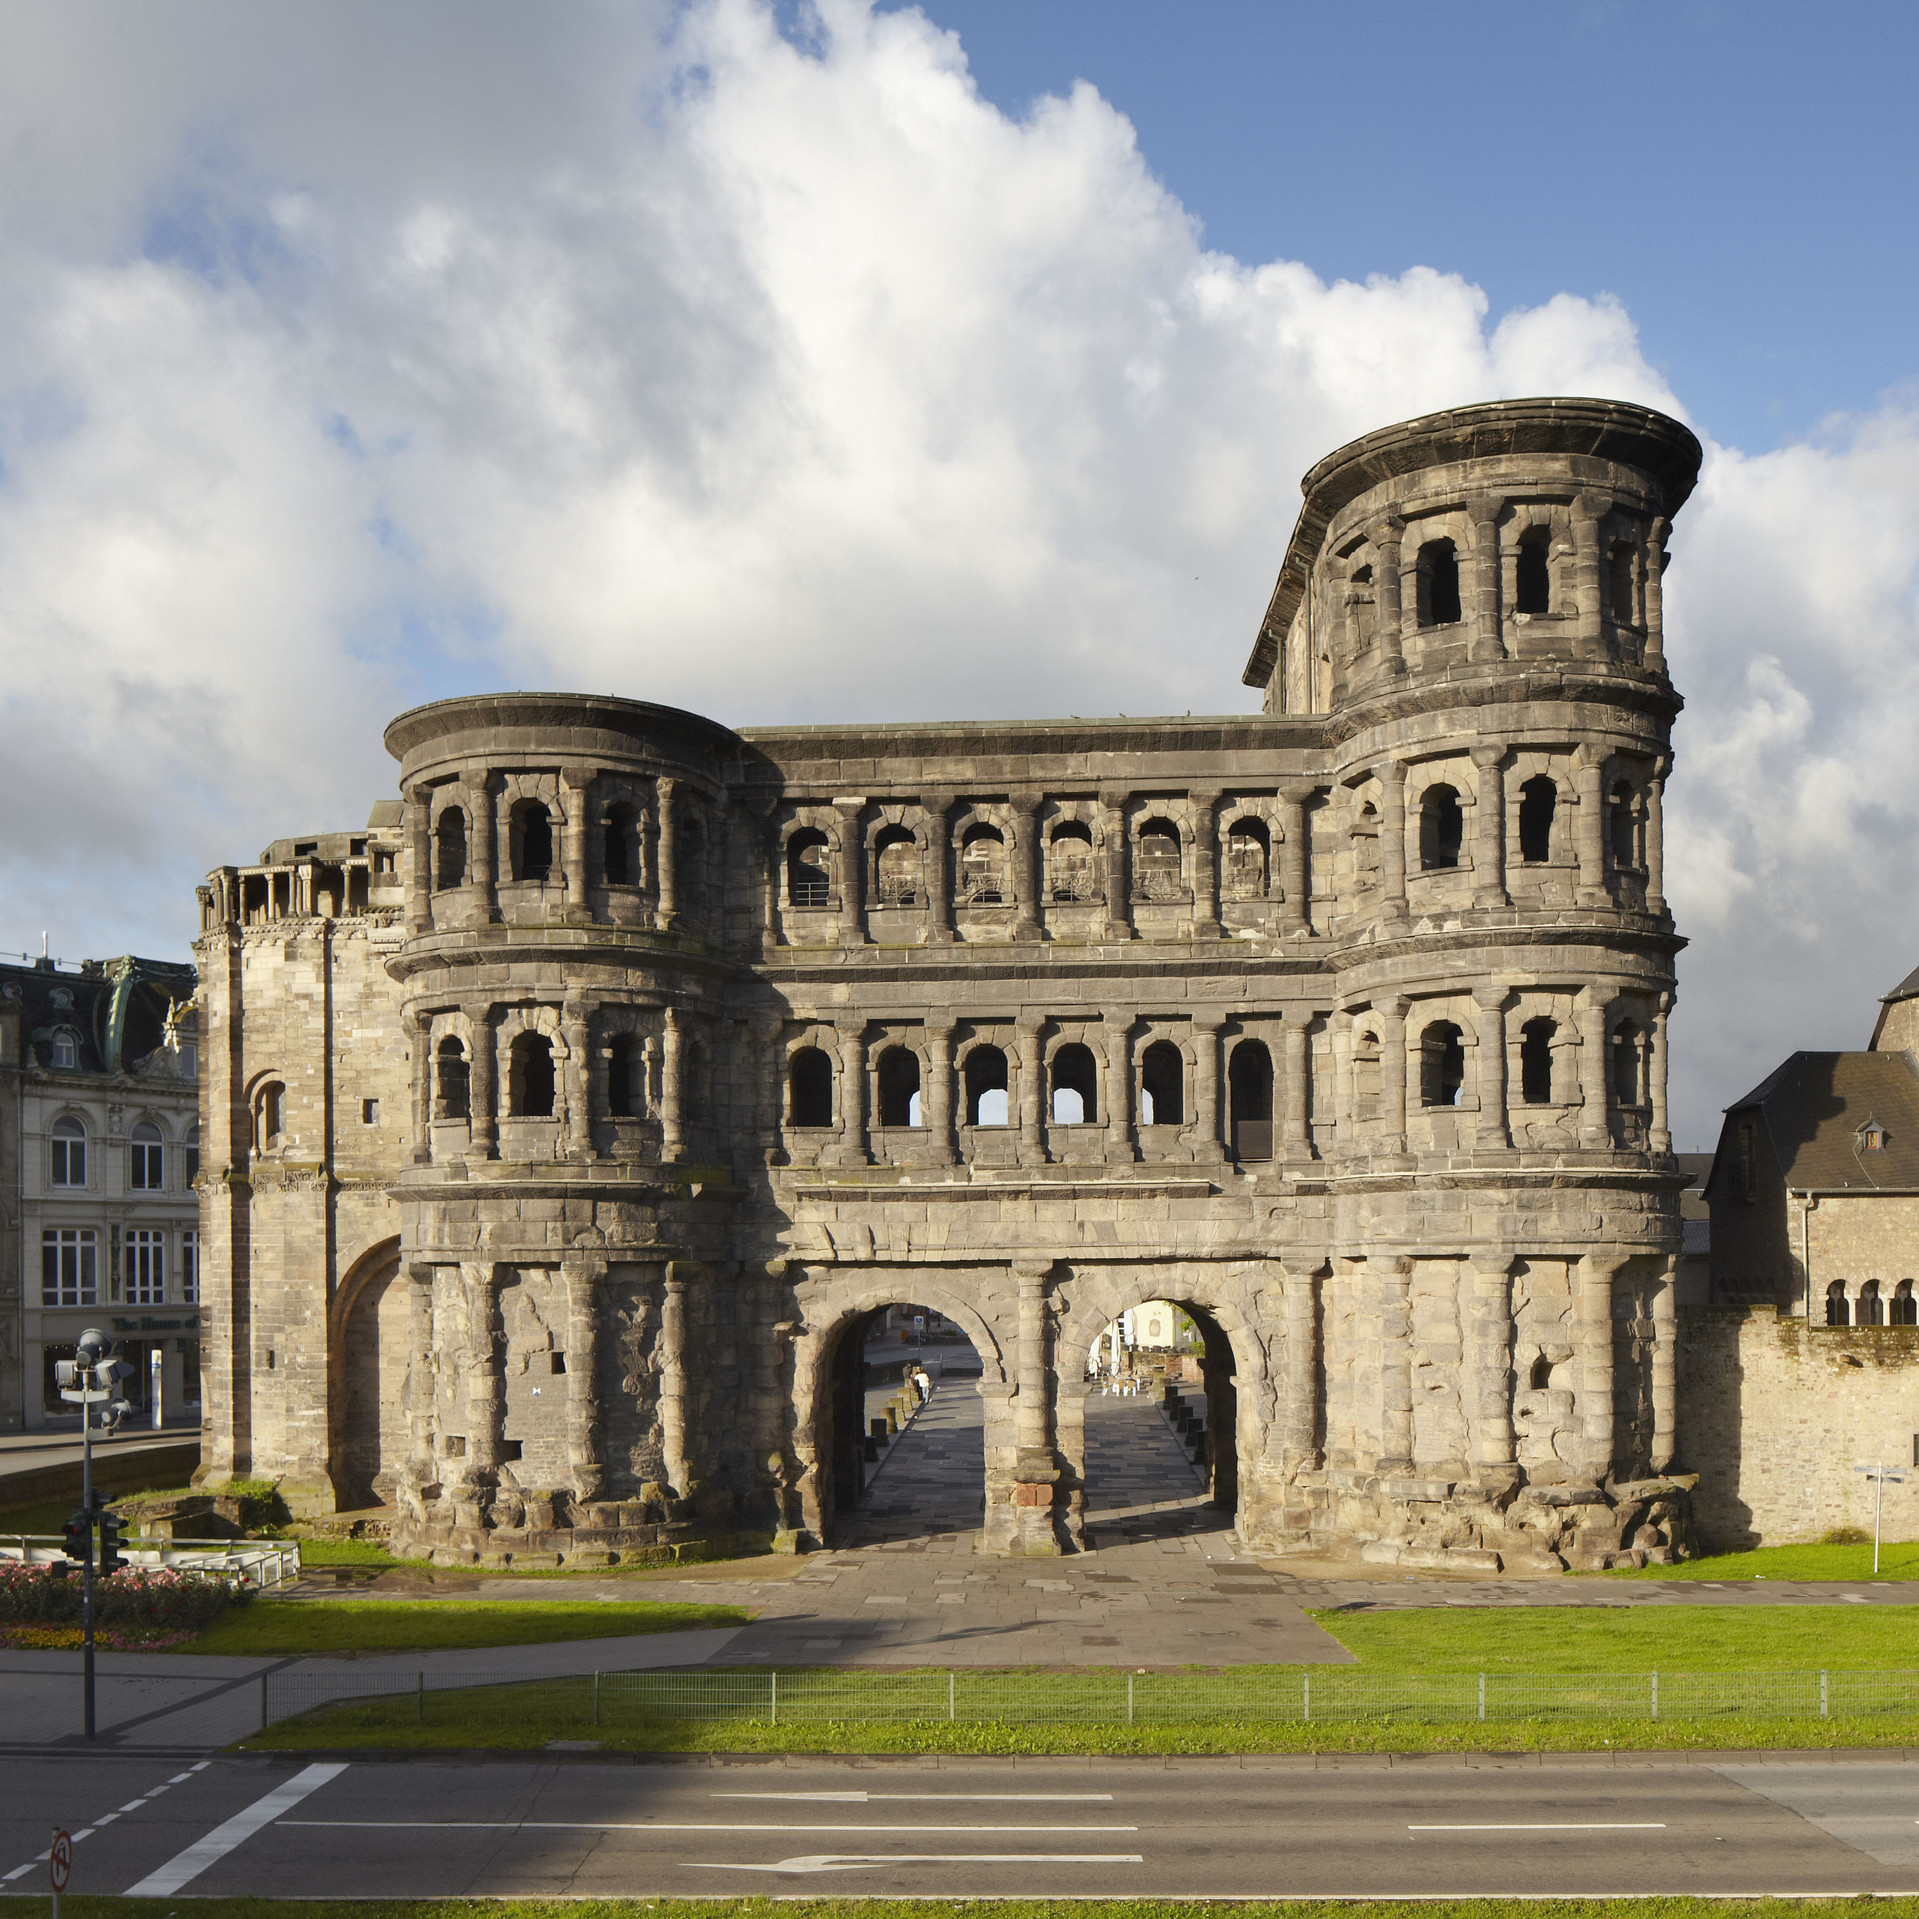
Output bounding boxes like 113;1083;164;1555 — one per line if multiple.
876;1046;921;1127
1420;1022;1466;1108
1516;529;1551;615
1225;819;1269;898
959;824;1006;905
255;1081;285;1152
1608;781;1640;869
49;1116;86;1187
789;1046;833;1127
1858;1280;1885;1327
1419;785;1464;871
1050;1043;1098;1125
514;801;554;882
1827;1281;1850;1327
787;828;831;907
1528;1353;1553;1391
1228;1039;1273;1161
1520;1018;1557;1106
874;826;919;905
129;1121;163;1191
1612;1022;1644;1108
185;1121;200;1186
1135;819;1183;901
435;1037;470;1121
1140;1040;1184;1126
508;1033;555;1118
1518;776;1556;863
605;1032;639;1119
1609;544;1639;626
1049;822;1096;902
964;1045;1009;1126
1893;1280;1917;1327
51;1030;77;1069
1418;538;1461;627
603;804;641;887
434;807;467;891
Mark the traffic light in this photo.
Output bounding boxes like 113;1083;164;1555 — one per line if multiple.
97;1510;125;1577
61;1510;92;1568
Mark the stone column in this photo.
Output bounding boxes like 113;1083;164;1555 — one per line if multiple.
1576;1253;1626;1483
661;1260;697;1497
1575;986;1609;1149
1572;491;1607;658
1643;517;1670;670
466;769;498;927
1279;783;1314;935
1011;796;1042;942
926;1019;957;1166
1281;1018;1310;1159
1471;745;1508;908
1650;992;1674;1155
1471;985;1510;1150
836;1018;869;1165
1103;1017;1134;1165
411;1007;434;1165
1099;788;1133;940
1369;515;1406;674
1379;996;1409;1156
406;1265;438;1486
1573;746;1607;906
655;776;679;928
1011;1259;1061;1554
752;1013;784;1164
1374;1255;1414;1473
563;1258;604;1502
1379;760;1408;922
1646;755;1669;916
560;766;592;924
836;799;867;947
1331;1008;1355;1158
1469;495;1505;663
1651;1256;1679;1473
662;1007;685;1163
1278;1259;1320;1473
406;784;433;935
1017;1017;1045;1162
561;999;591;1158
1468;1256;1518;1477
1189;789;1223;940
923;793;955;944
460;1261;505;1488
1191;1014;1226;1163
467;1009;498;1160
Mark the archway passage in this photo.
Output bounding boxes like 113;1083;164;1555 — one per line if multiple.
820;1301;986;1548
335;1249;407;1510
1081;1296;1238;1547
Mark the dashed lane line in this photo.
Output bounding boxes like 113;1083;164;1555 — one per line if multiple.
0;1758;210;1881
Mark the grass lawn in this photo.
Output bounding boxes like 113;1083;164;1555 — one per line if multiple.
1602;1539;1919;1582
18;1902;1908;1919
181;1597;748;1655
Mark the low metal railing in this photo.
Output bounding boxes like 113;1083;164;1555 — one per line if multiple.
0;1535;301;1588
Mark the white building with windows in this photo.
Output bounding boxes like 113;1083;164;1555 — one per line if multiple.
0;955;201;1432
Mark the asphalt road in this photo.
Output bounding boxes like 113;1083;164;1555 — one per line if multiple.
6;1753;1919;1899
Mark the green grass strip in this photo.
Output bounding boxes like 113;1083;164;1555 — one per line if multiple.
178;1597;747;1656
1602;1538;1919;1581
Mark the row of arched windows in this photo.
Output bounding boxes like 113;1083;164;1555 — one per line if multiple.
46;1116;197;1189
1827;1280;1919;1327
1353;529;1644;639
430;800;683;894
1411;778;1643;874
1346;1016;1648;1112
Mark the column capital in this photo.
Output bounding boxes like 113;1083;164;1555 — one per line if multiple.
1280;780;1319;805
1366;510;1406;547
1467;491;1504;526
1470;981;1509;1012
407;781;436;808
1471;742;1506;770
561;764;595;791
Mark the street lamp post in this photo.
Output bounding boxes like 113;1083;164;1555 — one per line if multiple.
55;1329;130;1739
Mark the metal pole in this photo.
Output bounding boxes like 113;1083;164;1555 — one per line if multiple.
770;1670;778;1726
1478;1673;1485;1722
1876;1467;1885;1575
81;1400;94;1742
949;1670;955;1723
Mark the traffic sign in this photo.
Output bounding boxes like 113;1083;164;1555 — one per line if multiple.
50;1828;71;1891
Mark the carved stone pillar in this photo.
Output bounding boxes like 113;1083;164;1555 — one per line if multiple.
560;766;592;924
1369;515;1406;674
1011;796;1042;942
1099;788;1133;941
407;784;433;935
1469;495;1505;662
655;776;678;928
1471;984;1510;1150
1646;755;1669;916
1279;783;1314;935
561;999;591;1159
1471;744;1508;908
1469;1256;1517;1477
467;1009;498;1161
662;1007;685;1163
1576;1252;1627;1483
1017;1017;1045;1163
465;769;498;928
1573;746;1607;906
1572;491;1607;658
1643;517;1670;670
411;1007;434;1165
1379;996;1409;1156
1331;1008;1355;1158
1575;986;1609;1149
563;1257;604;1503
836;1019;869;1165
1189;789;1223;940
406;1265;438;1487
1373;1255;1414;1474
1651;1256;1678;1473
836;799;867;947
1103;1017;1134;1165
926;1019;957;1166
1191;1014;1226;1164
1379;760;1408;921
661;1260;696;1496
459;1261;505;1486
1011;1259;1061;1554
1650;992;1673;1155
923;792;955;944
1281;1018;1310;1159
1277;1259;1320;1474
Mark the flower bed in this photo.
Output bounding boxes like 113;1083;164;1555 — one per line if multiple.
0;1623;198;1651
0;1562;248;1634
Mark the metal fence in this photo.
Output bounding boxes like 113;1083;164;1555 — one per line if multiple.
259;1664;1919;1736
0;1535;301;1588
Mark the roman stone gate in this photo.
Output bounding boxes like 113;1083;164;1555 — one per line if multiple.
195;398;1700;1573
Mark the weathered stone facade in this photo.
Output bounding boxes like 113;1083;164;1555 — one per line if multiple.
196;397;1700;1570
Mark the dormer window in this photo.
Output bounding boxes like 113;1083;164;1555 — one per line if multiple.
50;1030;77;1069
1861;1121;1890;1153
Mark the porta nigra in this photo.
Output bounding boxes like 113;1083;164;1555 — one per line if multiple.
194;397;1701;1571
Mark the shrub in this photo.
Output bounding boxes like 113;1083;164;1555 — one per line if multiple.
0;1562;248;1634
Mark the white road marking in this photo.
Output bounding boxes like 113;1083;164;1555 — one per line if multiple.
280;1821;1135;1834
2;1865;36;1882
118;1802;146;1814
713;1792;1114;1803
1409;1823;1667;1832
124;1763;348;1897
687;1853;1145;1874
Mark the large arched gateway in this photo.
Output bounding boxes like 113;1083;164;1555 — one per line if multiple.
193;399;1700;1574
